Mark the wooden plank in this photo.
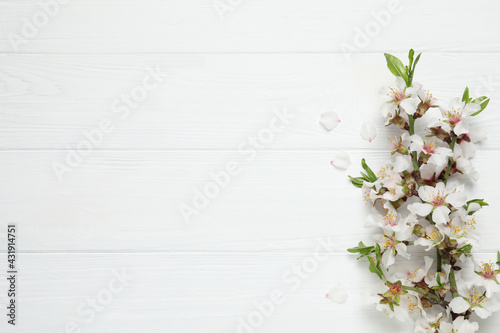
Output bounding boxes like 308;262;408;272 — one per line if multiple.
0;0;499;53
1;253;499;332
1;150;499;252
0;53;499;150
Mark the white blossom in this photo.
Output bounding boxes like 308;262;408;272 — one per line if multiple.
408;182;467;224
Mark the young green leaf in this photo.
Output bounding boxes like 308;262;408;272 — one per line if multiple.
347;241;375;257
408;49;415;68
453;244;473;257
348;177;363;188
348;159;378;187
413;53;421;69
436;273;442;287
361;158;378;182
375;243;382;264
463;199;489;213
470;96;490;116
462;87;470;103
388;302;395;312
407;51;421;86
368;256;384;279
384;53;407;83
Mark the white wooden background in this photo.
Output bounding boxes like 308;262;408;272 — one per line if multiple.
1;1;500;332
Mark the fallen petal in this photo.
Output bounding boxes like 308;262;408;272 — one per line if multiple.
319;111;341;131
360;122;377;142
326;283;348;304
330;151;351;170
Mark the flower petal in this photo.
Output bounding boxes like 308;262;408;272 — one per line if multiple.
395;243;410;259
330;151;351;170
382;250;395;267
440;321;453;333
319;111;341;131
360;122;377;142
474;306;491;319
453;317;479;332
464;102;481;115
454;120;469;136
469;128;488;143
408;202;433;217
417;185;434;203
459;141;476;159
449;297;470;314
424;256;433;272
447;192;467;208
400;97;420;115
394;155;411;172
432;205;450;224
325;283;348;304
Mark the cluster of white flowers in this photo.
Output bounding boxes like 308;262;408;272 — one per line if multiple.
348;50;497;333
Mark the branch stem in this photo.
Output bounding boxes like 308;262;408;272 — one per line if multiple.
449;268;459;298
402;286;442;304
444;135;457;184
436;249;442;272
408;115;420;172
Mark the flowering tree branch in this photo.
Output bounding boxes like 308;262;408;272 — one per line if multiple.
347;50;498;332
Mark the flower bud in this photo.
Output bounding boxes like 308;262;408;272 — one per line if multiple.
397;145;409;155
388;136;409;155
420;297;432;309
412;224;425;237
389;115;409;131
415;101;430;119
457;133;471;143
428;127;451;143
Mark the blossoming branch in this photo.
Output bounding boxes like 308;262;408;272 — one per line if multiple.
347;50;498;332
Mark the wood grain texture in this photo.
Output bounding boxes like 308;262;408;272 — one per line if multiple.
0;0;499;53
0;253;499;332
1;0;500;331
0;53;499;150
1;150;498;253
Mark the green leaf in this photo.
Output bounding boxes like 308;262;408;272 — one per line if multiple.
348;176;364;188
407;51;421;87
462;87;470;103
361;158;377;182
388;302;395;312
453;244;473;257
347;241;375;258
463;199;489;213
497;251;500;265
413;53;421;68
368;256;383;279
348;159;378;187
375;243;382;263
470;96;490;116
411;53;421;76
408;49;415;68
384;53;407;83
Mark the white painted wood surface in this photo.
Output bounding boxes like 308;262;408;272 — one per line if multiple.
0;1;500;332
